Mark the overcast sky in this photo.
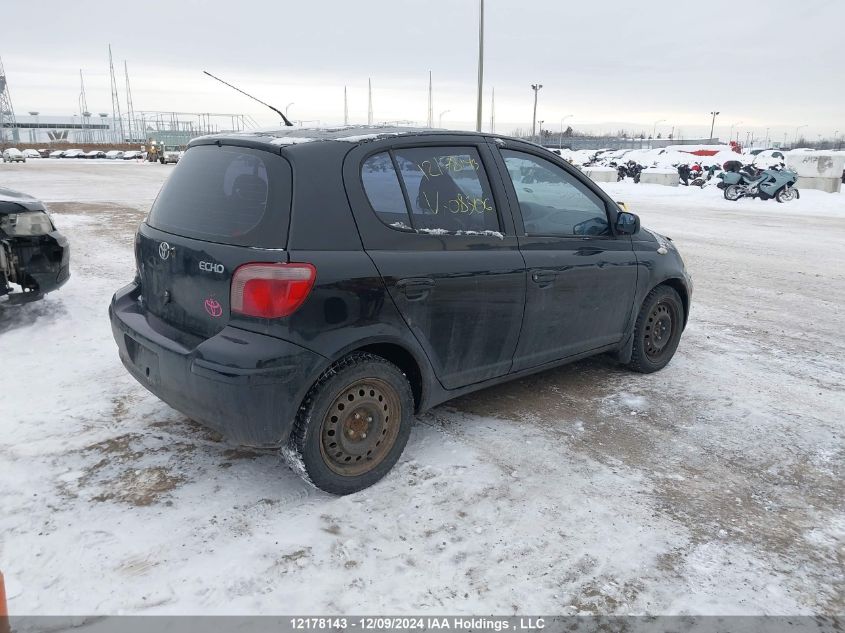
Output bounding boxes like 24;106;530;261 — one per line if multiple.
3;0;842;140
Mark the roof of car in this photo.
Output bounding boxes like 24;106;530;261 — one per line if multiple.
189;125;502;150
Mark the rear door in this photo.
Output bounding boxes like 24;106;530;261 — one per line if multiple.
492;145;638;371
140;143;292;339
344;139;525;390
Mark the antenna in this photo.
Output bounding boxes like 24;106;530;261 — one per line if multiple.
367;78;373;126
203;70;293;126
108;45;125;143
124;61;136;143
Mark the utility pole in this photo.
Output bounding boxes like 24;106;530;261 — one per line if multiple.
475;0;484;132
709;110;720;142
427;71;433;128
343;87;348;126
490;87;495;134
531;83;543;141
367;78;373;126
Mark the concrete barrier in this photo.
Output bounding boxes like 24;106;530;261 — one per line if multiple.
795;176;841;193
786;151;844;193
640;168;679;187
582;166;617;182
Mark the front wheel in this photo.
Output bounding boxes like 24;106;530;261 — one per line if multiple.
724;184;743;201
628;285;684;373
775;186;798;203
286;352;414;495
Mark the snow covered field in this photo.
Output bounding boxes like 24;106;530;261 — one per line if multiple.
1;161;843;616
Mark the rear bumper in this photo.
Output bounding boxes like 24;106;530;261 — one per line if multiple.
109;281;327;447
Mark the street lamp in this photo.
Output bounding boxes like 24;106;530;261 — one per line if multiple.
285;102;294;117
531;83;543;141
794;124;807;147
652;119;666;147
708;111;720;141
537;120;544;145
730;121;742;143
475;0;484;132
559;114;573;149
438;109;451;127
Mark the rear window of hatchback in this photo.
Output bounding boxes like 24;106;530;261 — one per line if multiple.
147;144;293;249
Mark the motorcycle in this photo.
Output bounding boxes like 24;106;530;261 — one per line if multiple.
722;168;799;203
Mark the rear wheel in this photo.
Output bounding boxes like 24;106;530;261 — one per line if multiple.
628;285;684;373
286;352;414;495
724;185;743;201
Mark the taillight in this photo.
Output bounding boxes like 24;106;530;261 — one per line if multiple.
231;263;316;318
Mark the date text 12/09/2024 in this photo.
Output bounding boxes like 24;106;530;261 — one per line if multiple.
289;617;546;630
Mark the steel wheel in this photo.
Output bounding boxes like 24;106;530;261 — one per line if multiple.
319;377;401;477
644;300;677;362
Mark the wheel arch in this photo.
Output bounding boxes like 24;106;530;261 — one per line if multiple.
317;337;432;414
659;277;690;327
616;277;690;364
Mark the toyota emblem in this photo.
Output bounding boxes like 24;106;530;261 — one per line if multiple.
204;298;223;318
158;241;173;260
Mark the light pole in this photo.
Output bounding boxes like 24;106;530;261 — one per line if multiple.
730;121;742;143
765;127;770;147
652;119;666;147
794;124;807;147
285;103;294;118
559;114;573;149
531;83;543;141
438;109;450;128
708;111;720;142
836;130;841;151
475;0;484;132
537;120;544;145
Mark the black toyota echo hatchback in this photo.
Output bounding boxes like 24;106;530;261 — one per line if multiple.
109;126;692;494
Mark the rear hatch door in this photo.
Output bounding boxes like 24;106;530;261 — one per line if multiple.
139;143;292;339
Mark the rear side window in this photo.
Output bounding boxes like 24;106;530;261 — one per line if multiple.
148;144;292;248
360;146;500;234
361;153;413;230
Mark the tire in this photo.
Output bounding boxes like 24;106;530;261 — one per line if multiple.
724;184;743;201
775;186;798;203
628;285;684;373
286;352;414;495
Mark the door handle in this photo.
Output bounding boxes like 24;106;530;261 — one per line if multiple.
530;270;556;287
396;278;435;301
575;247;604;256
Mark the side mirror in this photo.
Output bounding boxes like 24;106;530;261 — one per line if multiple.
616;211;640;235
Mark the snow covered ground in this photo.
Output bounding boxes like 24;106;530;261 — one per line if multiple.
0;161;843;616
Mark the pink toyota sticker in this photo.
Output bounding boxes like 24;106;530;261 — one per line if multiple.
204;298;223;318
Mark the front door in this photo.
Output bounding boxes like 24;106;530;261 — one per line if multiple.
346;141;525;390
495;147;638;371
